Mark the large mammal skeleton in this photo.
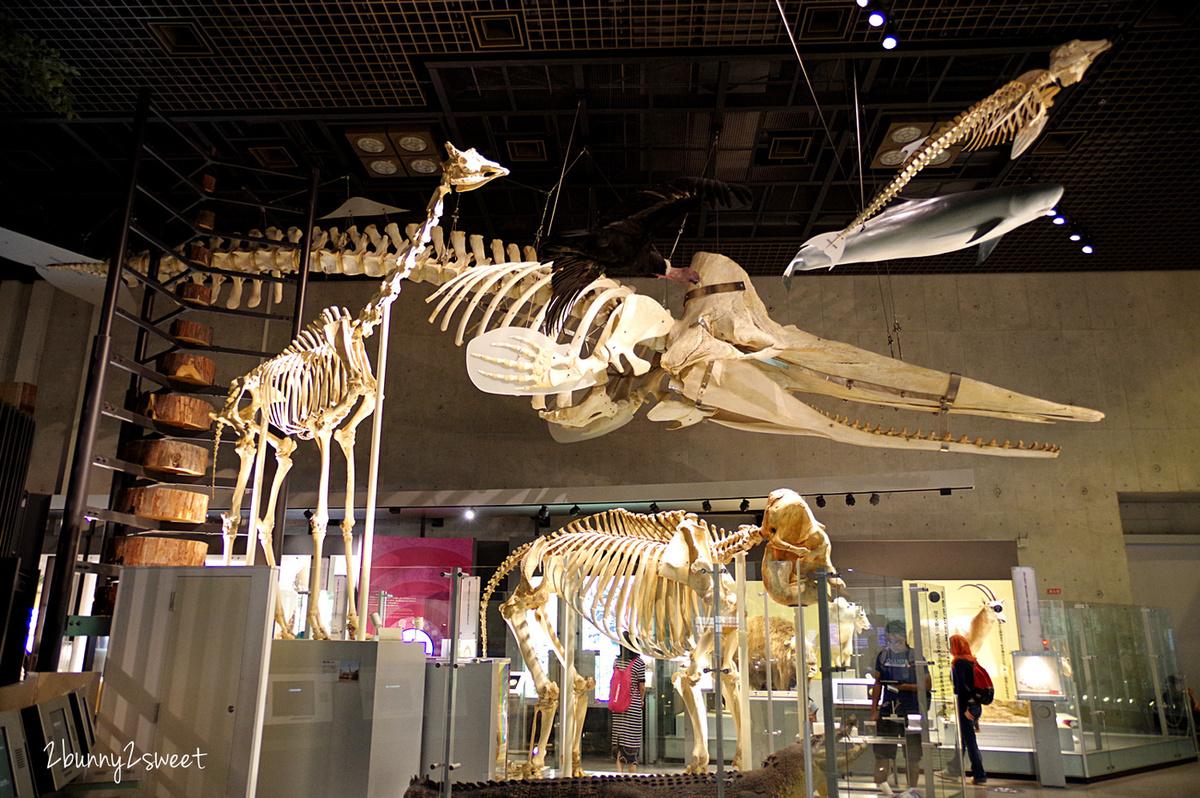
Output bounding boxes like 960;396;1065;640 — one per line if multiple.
212;143;507;638
481;488;836;777
430;251;1102;455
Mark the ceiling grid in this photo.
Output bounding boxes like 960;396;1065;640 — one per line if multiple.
1;1;1198;280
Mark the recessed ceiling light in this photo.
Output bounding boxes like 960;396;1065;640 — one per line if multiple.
369;159;399;176
890;125;923;144
407;158;439;175
396;135;430;153
356;136;387;154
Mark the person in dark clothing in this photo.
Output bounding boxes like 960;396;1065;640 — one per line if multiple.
938;633;988;785
870;619;929;796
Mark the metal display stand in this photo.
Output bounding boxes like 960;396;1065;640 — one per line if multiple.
34;92;318;670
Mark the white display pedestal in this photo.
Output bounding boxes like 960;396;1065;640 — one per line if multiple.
97;566;278;797
257;639;427;798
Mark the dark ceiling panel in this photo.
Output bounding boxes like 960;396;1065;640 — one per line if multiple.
1;0;1198;283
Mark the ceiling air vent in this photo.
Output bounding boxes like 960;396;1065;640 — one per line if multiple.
504;139;548;162
248;147;297;169
757;132;813;165
1032;129;1089;156
468;13;526;50
799;5;852;41
146;20;215;57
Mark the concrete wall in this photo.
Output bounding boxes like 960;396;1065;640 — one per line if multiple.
4;268;1198;605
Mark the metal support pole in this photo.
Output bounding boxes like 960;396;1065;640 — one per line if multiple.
355;300;390;638
763;589;775;748
35;92;152;672
734;553;750;768
439;567;462;798
797;595;813;798
711;564;725;798
907;583;931;798
816;571;838;798
559;596;576;776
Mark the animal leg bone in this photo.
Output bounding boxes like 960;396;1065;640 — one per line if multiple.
499;585;558;777
258;435;298;636
333;392;377;640
306;428;334;640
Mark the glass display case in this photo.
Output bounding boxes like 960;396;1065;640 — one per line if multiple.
1034;601;1197;777
362;536;1196;794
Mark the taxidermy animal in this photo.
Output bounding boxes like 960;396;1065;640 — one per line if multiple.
405;729;865;798
948;583;1007;653
837;38;1109;241
743;614;812;690
784;183;1063;274
540;177;752;334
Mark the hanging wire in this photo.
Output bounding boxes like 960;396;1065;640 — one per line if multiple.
534;100;584;251
852;61;866;212
773;0;856;191
851;58;902;356
668;128;723;262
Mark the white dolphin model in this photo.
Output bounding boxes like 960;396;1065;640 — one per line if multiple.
785;183;1064;274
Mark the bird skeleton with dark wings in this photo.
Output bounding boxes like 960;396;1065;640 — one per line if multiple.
540;177;752;334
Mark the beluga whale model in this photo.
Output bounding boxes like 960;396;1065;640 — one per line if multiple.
784;183;1064;274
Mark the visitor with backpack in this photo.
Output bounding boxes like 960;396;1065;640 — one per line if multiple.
938;633;989;785
870;620;929;796
610;643;646;771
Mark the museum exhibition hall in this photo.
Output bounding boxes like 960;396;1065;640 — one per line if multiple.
0;1;1198;796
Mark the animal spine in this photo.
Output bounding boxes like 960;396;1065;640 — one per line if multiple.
836;39;1109;241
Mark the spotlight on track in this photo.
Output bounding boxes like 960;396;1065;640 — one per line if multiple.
702;500;712;513
870;493;880;506
740;498;750;512
537;505;550;524
649;502;659;513
845;493;856;506
816;495;826;508
464;507;476;520
868;10;886;27
570;504;580;515
882;28;899;49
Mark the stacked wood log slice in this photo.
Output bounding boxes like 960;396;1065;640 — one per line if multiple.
120;439;209;476
176;283;211;305
105;535;208;567
137;392;214;430
118;486;209;524
170;319;212;346
157;352;216;385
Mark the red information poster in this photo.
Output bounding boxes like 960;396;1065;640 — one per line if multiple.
366;537;474;645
